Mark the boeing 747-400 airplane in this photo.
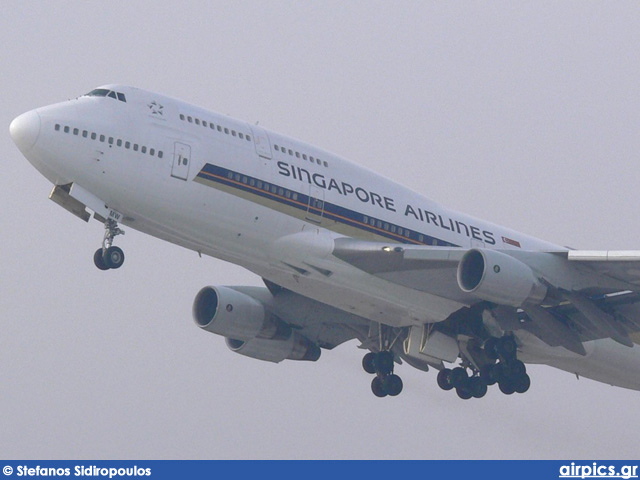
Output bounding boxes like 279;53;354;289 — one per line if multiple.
10;85;640;399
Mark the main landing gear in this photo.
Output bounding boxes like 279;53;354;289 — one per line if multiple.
93;219;125;270
362;351;403;397
436;336;531;399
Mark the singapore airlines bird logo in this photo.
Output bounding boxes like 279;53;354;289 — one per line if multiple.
147;101;164;116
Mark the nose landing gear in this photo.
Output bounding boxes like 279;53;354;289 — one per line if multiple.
93;219;125;270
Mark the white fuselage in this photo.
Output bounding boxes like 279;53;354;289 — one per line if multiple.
11;85;640;390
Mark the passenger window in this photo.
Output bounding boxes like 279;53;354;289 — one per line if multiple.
323;161;328;167
217;126;222;132
239;133;244;139
141;146;147;153
224;128;229;134
210;124;215;130
203;121;208;127
180;114;185;120
55;124;60;131
150;148;155;156
232;130;237;137
195;119;200;125
82;130;88;138
246;135;251;141
295;152;300;158
303;154;307;160
117;139;122;147
99;135;105;142
158;151;163;158
133;144;138;151
187;116;193;123
108;137;114;145
275;145;279;151
91;132;97;140
64;126;70;133
73;128;79;135
125;141;130;149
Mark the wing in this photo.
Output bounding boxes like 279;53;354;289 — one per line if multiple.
564;250;640;288
332;238;474;304
332;238;640;354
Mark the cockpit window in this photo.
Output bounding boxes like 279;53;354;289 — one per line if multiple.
86;89;109;97
85;88;127;103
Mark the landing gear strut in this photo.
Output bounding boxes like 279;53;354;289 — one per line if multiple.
94;219;125;270
437;366;488;399
484;335;530;394
362;324;405;398
363;351;403;397
436;335;530;399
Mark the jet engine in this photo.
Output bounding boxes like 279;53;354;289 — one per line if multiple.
457;249;547;307
192;285;321;363
193;286;290;341
226;334;321;363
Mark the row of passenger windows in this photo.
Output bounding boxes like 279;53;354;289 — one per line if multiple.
225;166;431;244
225;167;427;242
226;171;302;202
54;124;164;158
273;144;328;168
362;215;436;244
179;114;252;142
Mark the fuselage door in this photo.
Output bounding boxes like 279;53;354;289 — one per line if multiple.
305;186;325;225
250;125;272;159
172;142;191;180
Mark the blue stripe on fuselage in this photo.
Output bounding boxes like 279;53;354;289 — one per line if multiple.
196;163;458;247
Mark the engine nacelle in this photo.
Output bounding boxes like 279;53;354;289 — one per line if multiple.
457;249;547;307
192;286;290;341
226;334;321;363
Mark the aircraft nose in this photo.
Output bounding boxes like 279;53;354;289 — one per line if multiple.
10;109;41;152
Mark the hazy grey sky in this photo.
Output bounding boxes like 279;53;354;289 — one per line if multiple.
2;1;640;459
